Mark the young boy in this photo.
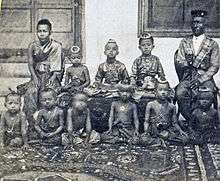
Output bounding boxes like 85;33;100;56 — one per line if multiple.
190;88;219;144
63;46;90;93
143;81;188;145
101;84;139;144
131;34;166;87
62;93;100;145
0;92;28;148
94;39;129;86
34;88;64;145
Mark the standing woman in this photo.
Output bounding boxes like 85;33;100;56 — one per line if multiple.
21;19;63;134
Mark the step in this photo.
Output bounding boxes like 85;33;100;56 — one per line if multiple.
0;63;30;77
0;77;30;96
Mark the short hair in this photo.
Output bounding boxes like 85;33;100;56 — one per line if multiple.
37;19;52;31
139;33;154;45
105;39;119;50
156;80;170;90
116;84;135;94
197;87;214;100
40;88;57;99
72;93;88;102
5;92;21;103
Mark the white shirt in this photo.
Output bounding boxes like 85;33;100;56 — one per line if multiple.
193;34;205;55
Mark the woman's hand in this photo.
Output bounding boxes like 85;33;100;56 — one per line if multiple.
33;78;40;89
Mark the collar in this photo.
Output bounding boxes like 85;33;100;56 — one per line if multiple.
193;34;205;41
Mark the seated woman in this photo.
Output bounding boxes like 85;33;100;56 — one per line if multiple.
17;19;64;138
63;46;90;94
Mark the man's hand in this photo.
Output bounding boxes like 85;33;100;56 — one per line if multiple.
190;79;200;89
47;132;55;138
105;129;112;135
134;130;139;137
186;54;194;65
33;78;40;89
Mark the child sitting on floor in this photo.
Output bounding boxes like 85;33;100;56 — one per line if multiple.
190;88;219;144
34;88;64;146
0;91;28;148
62;93;100;146
101;84;139;144
141;81;188;146
63;46;90;94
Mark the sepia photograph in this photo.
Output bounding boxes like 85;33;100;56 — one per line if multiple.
0;0;220;180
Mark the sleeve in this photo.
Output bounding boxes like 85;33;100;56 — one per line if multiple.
49;42;62;72
95;64;104;83
131;59;138;80
176;39;189;69
82;66;91;87
157;58;166;80
121;64;130;84
198;42;220;83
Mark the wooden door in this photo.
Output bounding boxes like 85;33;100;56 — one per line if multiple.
0;0;84;56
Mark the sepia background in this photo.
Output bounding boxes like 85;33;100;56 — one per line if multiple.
0;0;220;110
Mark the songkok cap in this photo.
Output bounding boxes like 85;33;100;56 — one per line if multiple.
116;83;134;93
191;10;208;18
198;87;214;100
68;45;81;57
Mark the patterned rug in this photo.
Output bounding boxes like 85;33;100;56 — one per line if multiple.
0;144;185;180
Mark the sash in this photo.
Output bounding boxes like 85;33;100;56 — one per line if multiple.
184;36;214;69
193;38;215;68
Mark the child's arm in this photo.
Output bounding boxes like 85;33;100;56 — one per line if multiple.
67;108;73;135
85;109;92;143
108;102;116;132
27;44;39;87
214;110;219;129
132;104;139;135
48;110;64;137
0;113;6;147
64;69;71;86
94;65;104;84
79;67;91;89
20;112;28;146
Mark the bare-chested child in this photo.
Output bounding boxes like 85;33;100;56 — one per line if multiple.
34;88;64;145
62;93;100;146
101;84;139;144
190;88;219;144
63;46;90;93
142;81;188;146
0;92;28;148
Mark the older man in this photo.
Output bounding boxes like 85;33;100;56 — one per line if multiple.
175;10;220;120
